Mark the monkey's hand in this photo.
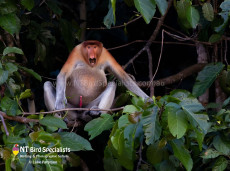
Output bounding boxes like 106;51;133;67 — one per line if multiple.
55;97;67;110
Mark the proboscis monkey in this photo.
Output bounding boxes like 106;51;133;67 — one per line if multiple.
44;40;150;121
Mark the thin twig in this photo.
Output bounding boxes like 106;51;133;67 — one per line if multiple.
86;16;142;30
0;112;9;136
21;107;124;115
123;0;173;70
146;47;154;96
108;40;196;51
148;29;165;88
136;141;143;171
224;38;229;65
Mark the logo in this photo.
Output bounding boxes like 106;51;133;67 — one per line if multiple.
12;144;19;156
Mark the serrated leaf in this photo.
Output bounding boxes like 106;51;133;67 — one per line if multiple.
170;139;193;171
0;69;8;85
3;47;24;56
155;0;168;15
183;109;209;134
40;116;67;129
142;106;161;145
19;66;42;81
168;107;188;138
192;62;225;97
202;2;214;21
201;149;221;159
59;132;93;151
134;0;156;24
21;0;34;11
186;6;200;28
84;114;114;140
0;13;20;34
5;63;18;74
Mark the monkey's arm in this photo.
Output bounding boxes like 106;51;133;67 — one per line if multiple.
55;46;81;110
106;51;150;100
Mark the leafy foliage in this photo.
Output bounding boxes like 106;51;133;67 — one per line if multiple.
0;0;230;170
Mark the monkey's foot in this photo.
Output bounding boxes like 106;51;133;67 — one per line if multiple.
88;106;101;116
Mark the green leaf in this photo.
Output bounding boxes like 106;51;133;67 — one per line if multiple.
118;115;130;128
103;1;115;29
142;106;161;145
123;105;138;114
186;6;200;28
0;13;20;34
111;129;124;154
213;135;230;155
220;0;230;11
170;139;193;171
19;89;32;100
103;146;122;171
146;141;167;165
111;0;116;23
168;107;188;138
155;0;168;15
3;47;24;56
134;0;156;24
202;2;214;21
212;156;228;171
0;1;17;14
215;12;229;33
0;96;18;116
21;0;34;11
192;62;225;97
40;116;67;129
183;109;209;133
201;149;221;159
0;69;8;85
19;66;42;81
209;34;222;43
59;132;93;151
223;96;230;108
84;114;114;140
5;63;18;74
176;0;191;29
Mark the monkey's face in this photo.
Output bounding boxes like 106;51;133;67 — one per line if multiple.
86;45;99;67
82;40;103;67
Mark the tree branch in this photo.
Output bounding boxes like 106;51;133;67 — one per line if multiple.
137;63;206;88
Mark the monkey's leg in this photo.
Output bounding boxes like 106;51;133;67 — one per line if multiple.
44;81;78;120
44;81;56;111
85;82;117;116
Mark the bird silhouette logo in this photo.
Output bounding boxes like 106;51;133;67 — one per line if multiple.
12;144;19;156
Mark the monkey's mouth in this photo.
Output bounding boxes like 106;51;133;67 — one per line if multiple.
89;58;96;65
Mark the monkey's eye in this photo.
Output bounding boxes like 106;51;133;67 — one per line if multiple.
94;46;97;49
87;46;90;49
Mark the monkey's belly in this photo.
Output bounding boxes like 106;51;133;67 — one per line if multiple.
65;68;107;107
